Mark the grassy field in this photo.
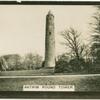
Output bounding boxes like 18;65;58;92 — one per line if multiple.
0;75;100;91
0;70;100;91
0;69;54;76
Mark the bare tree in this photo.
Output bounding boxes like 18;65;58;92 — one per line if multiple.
61;27;85;61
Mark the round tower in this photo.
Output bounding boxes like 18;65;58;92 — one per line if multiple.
44;11;55;68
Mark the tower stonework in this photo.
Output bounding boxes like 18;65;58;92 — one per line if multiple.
44;11;55;68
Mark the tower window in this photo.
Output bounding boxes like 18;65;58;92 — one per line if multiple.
49;32;51;35
49;17;52;20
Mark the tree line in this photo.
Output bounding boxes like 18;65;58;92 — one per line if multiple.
55;6;100;74
0;53;43;71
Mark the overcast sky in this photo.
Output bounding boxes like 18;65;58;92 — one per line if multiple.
0;5;96;57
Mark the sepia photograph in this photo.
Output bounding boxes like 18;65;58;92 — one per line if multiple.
0;2;100;93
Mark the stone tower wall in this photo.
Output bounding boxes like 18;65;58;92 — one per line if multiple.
44;11;55;68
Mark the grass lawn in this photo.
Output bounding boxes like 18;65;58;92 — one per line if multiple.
0;69;54;76
0;75;100;91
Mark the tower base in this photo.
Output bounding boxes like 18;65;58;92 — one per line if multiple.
42;67;55;74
